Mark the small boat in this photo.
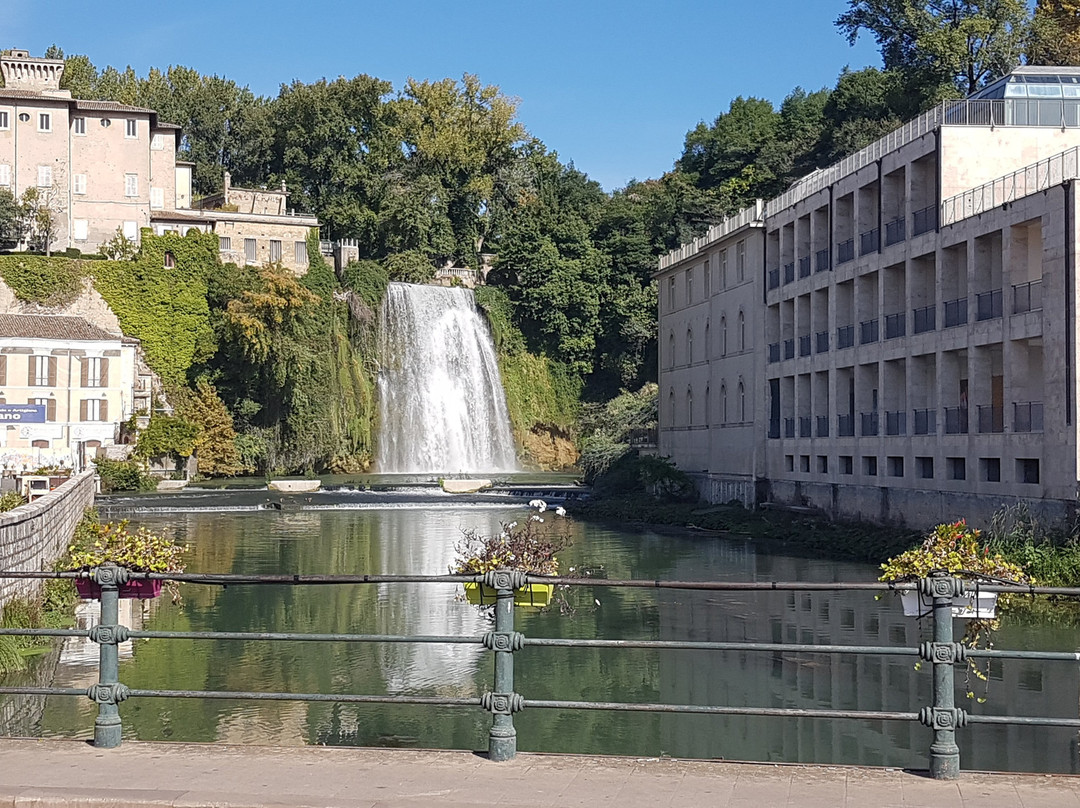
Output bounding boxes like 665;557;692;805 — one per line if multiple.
267;479;321;493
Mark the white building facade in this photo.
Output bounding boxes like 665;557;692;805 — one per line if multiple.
657;68;1080;527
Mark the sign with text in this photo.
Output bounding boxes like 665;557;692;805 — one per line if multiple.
0;405;46;423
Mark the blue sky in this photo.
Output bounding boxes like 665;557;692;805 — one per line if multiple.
7;1;882;191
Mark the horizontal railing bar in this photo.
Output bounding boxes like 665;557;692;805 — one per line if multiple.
966;715;1080;727
524;700;918;720
127;690;479;706
0;628;88;638
524;638;917;656
0;687;91;697
127;631;482;644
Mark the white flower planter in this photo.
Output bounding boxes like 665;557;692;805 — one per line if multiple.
900;590;998;619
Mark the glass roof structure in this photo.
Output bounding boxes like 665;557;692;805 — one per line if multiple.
971;68;1080;100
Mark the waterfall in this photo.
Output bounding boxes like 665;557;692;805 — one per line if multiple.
376;282;518;474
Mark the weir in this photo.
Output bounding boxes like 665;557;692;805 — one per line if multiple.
376;283;517;475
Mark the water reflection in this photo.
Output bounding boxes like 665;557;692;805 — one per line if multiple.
1;502;1078;772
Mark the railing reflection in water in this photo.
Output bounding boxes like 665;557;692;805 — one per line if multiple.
2;568;1080;780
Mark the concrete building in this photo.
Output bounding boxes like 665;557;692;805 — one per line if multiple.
0;314;149;468
657;67;1080;527
0;49;318;271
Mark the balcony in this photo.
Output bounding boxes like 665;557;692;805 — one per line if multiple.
768;342;781;363
884;312;906;340
799;334;812;357
784;262;795;284
913;305;936;334
815;330;829;353
860;411;879;437
912;205;937;236
913;408;936;435
768;268;780;290
884;217;906;246
976;289;1003;321
1013;279;1043;314
837;325;854;349
837;414;855;437
860;318;879;345
859;227;880;256
799;256;811;279
784;417;795;439
799;416;812;438
1014;401;1044;433
885;410;907;436
943;297;968;328
815;248;830;273
978;405;1004;434
837;238;855;264
816;415;829;438
944;407;969;435
783;338;795;360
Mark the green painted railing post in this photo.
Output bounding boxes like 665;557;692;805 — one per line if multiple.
919;573;967;780
482;569;526;762
89;563;131;749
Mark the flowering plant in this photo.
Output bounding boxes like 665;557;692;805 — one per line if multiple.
452;500;571;576
63;517;188;602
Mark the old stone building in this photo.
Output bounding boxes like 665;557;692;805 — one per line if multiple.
0;49;318;271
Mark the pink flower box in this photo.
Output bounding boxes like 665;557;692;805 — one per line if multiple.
75;577;163;600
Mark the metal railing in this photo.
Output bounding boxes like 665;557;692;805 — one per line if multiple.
913;408;937;436
815;330;829;354
784;417;795;438
815;248;830;273
1014;401;1044;433
784;262;795;284
1013;279;1043;314
816;415;829;438
837;413;855;437
912;205;937;236
4;567;1078;781
944;297;968;328
768;342;781;364
768;268;780;290
860;319;879;345
799;256;811;279
784;339;795;360
976;289;1003;321
944;407;969;435
885;410;907;436
837;324;854;349
884;312;906;340
799;334;812;357
913;305;936;334
799;416;812;438
978;405;1005;434
860;411;879;437
884;217;906;246
860;227;880;256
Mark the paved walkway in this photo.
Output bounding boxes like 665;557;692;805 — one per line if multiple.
0;739;1078;807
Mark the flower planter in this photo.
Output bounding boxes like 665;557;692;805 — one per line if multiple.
900;589;998;619
463;582;554;608
75;578;163;600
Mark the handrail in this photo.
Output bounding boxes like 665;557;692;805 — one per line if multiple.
2;566;1080;780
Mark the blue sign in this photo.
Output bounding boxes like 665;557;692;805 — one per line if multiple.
0;405;46;423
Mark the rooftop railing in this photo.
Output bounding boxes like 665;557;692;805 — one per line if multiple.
3;567;1078;781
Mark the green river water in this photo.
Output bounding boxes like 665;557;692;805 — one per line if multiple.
2;486;1078;772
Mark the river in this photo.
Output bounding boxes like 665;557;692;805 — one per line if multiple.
3;488;1078;772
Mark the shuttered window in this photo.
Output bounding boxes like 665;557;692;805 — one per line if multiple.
81;357;108;388
30;398;56;421
30;356;56;386
0;355;7;386
80;399;108;422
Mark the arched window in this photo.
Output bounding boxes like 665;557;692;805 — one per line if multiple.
686;387;694;425
720;316;727;356
704;386;710;426
705;320;710;357
668;332;675;367
738;311;746;351
738;381;746;422
721;384;728;423
686;329;693;364
669;388;675;425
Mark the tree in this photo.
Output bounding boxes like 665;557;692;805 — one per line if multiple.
836;0;1033;95
18;184;64;256
0;188;22;246
1029;1;1080;65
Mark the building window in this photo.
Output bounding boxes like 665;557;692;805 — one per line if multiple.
1017;458;1040;484
864;456;878;477
948;457;966;480
295;240;308;266
82;357;109;388
151;133;164;150
72;219;88;241
0;110;9;130
720;249;728;287
888;456;904;477
17;112;29;123
31;439;49;449
29;355;55;387
981;457;1001;482
100;118;111;128
703;259;711;297
686;268;693;304
704;385;710;425
785;455;794;472
164;251;176;269
73;174;87;195
738;382;746;421
720;316;727;355
736;239;746;281
37;165;52;188
738;311;745;351
840;455;853;475
122;220;138;240
81;399;108;422
686;329;693;364
38;113;51;132
916;456;934;479
818;455;828;473
720;384;727;423
124;174;138;197
686;387;693;425
244;238;257;264
0;164;9;187
269;239;282;263
800;455;811;472
73;117;86;135
30;398;56;422
219;236;232;252
125;119;137;138
150;187;164;209
668;277;675;311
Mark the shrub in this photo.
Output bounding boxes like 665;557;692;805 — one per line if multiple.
94;457;157;493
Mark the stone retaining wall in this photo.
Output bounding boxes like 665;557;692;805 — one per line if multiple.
0;470;95;605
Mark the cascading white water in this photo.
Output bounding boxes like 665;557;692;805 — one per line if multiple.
376;282;518;474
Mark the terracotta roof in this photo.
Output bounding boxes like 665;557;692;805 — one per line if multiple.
0;314;121;342
72;99;156;115
0;88;68;101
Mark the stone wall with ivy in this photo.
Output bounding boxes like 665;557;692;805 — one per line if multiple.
0;470;95;606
